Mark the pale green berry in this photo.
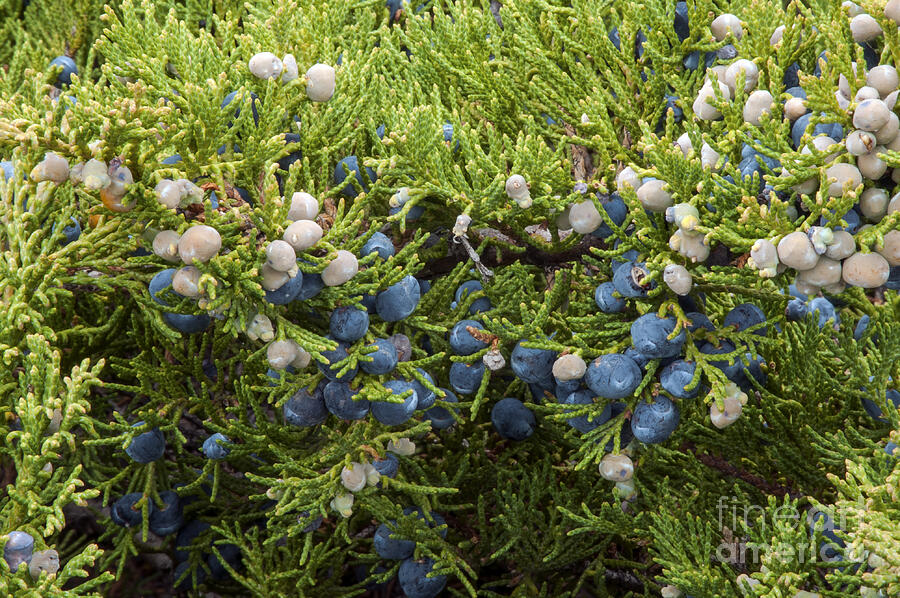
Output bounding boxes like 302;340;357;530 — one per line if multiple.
663;264;692;295
886;90;899;111
693;80;730;121
669;229;710;262
887;0;900;23
666;203;699;231
725;59;758;94
807;226;834;255
749;239;778;277
178;225;221;264
742;90;773;125
858;146;887;180
28;549;59;580
568;200;602;234
854;86;880;102
551;354;586;381
875;112;899;144
389;186;410;207
154;179;180;209
30;152;69;184
615;166;642;192
266;240;297;273
246;313;275;342
770;25;785;45
321;250;358;286
853;98;891;132
700;143;722;171
661;586;683;598
636;179;672;212
281;54;298;83
599;453;633;482
615;478;637;501
825;163;862;197
784;97;807;121
711;13;742;41
860;187;889;220
152;230;181;263
505;174;531;208
844;1;865;17
288;191;318;221
876;229;900;266
453;214;472;236
793;277;820;297
824;230;856;259
176;178;203;203
797;256;842;287
172;266;202;298
846;130;877;156
330;492;354;518
710;395;743;429
341;462;368;492
68;162;84;184
248;52;282;80
675;133;692;157
835;89;851;111
292;346;312;369
82;159;110;190
777;231;819;271
842;251;890;287
387;438;415;456
363;462;381;487
261;264;289;291
305;63;335;102
283;220;323;252
267;339;299;370
850;13;882;42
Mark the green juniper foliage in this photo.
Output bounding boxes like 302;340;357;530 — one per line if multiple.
1;0;900;596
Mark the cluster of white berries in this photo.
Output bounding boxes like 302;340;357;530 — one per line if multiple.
273;190;358;289
330;439;414;519
247;52;335;103
31;152;134;212
749;227;892;294
678;9;900;295
152;224;222;312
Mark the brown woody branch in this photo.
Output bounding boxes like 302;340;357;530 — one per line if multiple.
680;442;803;500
